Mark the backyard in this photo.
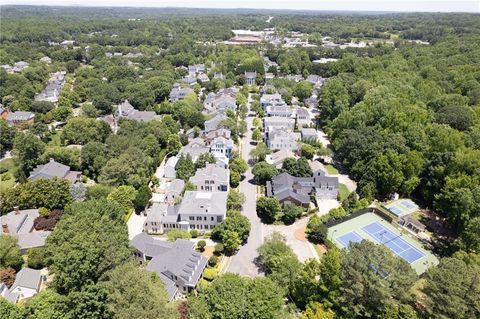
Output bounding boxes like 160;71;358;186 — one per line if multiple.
0;158;18;191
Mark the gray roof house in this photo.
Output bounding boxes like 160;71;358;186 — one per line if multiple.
210;136;234;159
267;130;301;152
265;105;293;118
177;191;228;232
169;83;194;102
178;138;210;162
189;164;229;192
7;267;42;302
266;172;313;207
6;111;35;126
263;117;295;132
164;156;179;179
165;179;185;204
28;158;81;183
204;113;227;132
312;165;339;200
301;128;318;141
115;100;159;122
204;128;231;145
296;107;311;128
143;202;178;234
0;283;18;303
130;233;207;300
261;93;287;108
244;71;257;85
203;94;236;114
34;71;66;103
0;208;51;251
266;149;297;168
188;64;205;74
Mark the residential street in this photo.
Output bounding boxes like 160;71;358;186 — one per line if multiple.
226;96;265;277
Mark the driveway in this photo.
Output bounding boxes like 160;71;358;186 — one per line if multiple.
264;217;319;262
226;95;265;278
127;212;146;240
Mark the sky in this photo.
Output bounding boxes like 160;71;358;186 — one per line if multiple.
3;1;479;13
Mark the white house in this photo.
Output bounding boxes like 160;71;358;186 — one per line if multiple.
8;268;42;302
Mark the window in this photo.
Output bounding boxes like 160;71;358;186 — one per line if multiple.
189;216;194;221
204;217;207;221
197;216;202;221
211;217;214;221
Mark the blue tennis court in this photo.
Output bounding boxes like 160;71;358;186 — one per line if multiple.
362;222;425;264
336;231;363;248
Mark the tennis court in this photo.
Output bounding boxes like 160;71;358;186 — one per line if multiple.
362;222;425;264
328;212;438;274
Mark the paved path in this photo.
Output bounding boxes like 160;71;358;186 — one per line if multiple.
127;212;146;240
226;96;265;278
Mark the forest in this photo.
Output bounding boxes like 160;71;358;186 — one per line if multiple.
0;6;479;319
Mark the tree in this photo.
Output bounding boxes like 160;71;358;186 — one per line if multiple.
230;157;248;175
45;199;131;293
100;262;177;319
167;229;192;241
252;162;278;185
230;170;241;188
86;184;113;200
282;204;303;224
257;232;302;293
30;101;55;113
457;217;480;253
13;131;45;172
195;153;216;169
222;230;242;254
0;120;16;153
256;197;282;223
282;157;312;177
252;128;262;142
0;236;23;270
294;81;313;102
133;184;152;212
249;142;270;163
0;267;16;288
301;144;316;160
61;117;111;145
24;290;70;319
301;302;335;319
305;215;328;244
212;210;251;242
176;154;196;181
28;247;46;269
318;248;342;309
338;241;417;318
423;256;480;319
107;185;137;215
0;298;24;319
70;182;86;202
227;190;246;210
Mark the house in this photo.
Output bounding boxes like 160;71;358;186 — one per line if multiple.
398;215;426;234
265;105;293;118
312;164;339;200
261;93;287;108
6;111;35;127
28;158;81;183
296;107;311;128
263;117;295;132
203;94;236;114
114;100;159;122
7;268;42;302
264;73;275;81
188;64;205;74
165;179;185;204
210;136;234;158
0;283;18;303
267;130;300;152
189;164;229;192
245;71;257;85
169;83;194;102
301;128;318;142
143;203;178;234
12;61;29;73
39;56;52;64
164;156;179;179
197;73;210;83
178;138;210;162
204;113;227;132
213;72;224;80
266;172;313;207
304;97;319;108
35;71;66;103
177;191;228;231
286;74;303;82
182;75;197;86
306;74;324;86
0;207;51;251
130;233;207;300
213;153;229;169
266;149;297;168
204;128;231;145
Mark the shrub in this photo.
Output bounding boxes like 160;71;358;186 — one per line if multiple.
208;255;219;267
190;229;199;238
28;248;46;269
167;229;192;241
196;278;209;292
203;268;218;281
38;207;50;217
197;240;206;252
1;172;11;180
0;267;16;288
306;215;328;244
0;167;8;174
33;209;63;231
214;243;224;254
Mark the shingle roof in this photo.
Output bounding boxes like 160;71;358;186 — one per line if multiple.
178;191;227;216
7;111;34;122
11;268;41;291
28;159;77;181
0;209;39;236
189;164;229;185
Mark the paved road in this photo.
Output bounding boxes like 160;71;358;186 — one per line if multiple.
226;97;265;277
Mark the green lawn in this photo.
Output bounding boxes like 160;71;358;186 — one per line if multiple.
324;164;339;175
338;183;350;201
0;158;18;191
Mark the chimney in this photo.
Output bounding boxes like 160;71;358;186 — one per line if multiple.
2;223;9;234
13;206;20;215
49;158;54;163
